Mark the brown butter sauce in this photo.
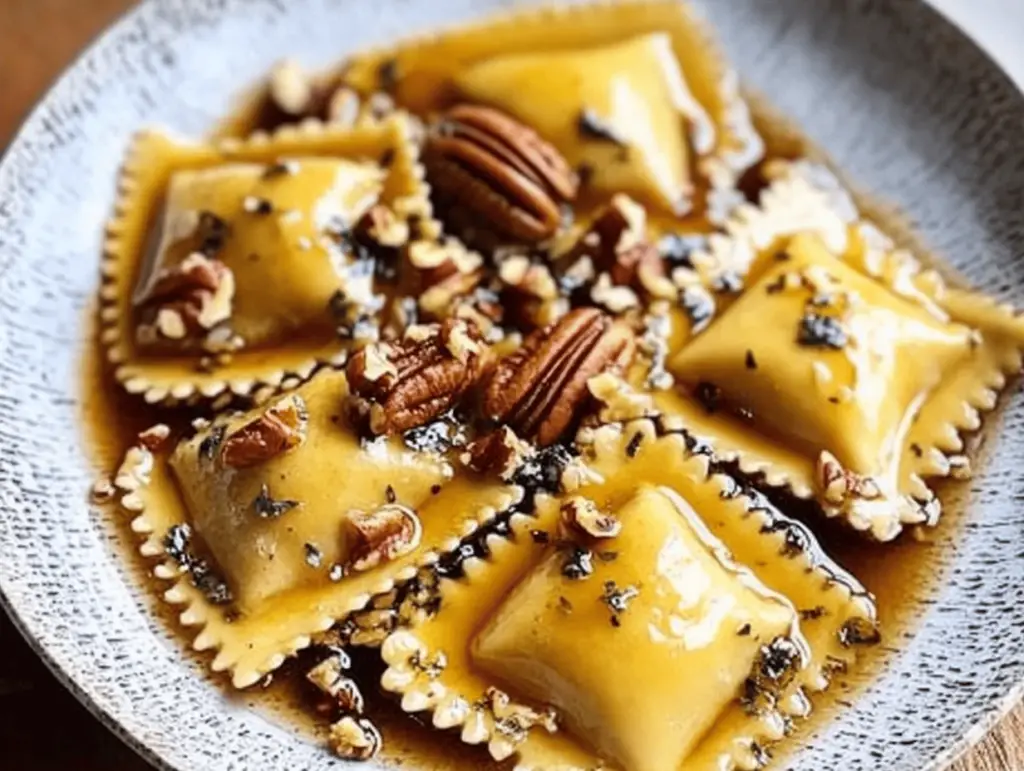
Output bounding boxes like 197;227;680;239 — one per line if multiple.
77;73;995;771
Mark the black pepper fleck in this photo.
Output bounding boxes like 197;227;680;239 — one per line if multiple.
252;484;299;519
198;425;225;462
561;546;594;580
385;484;396;504
530;530;550;544
695;381;721;413
745;350;757;370
626;431;644;458
304;543;323;569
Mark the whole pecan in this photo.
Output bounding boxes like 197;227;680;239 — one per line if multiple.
346;319;489;435
220;394;308;468
482;308;636;446
424;104;578;243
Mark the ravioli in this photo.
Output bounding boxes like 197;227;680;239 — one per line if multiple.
379;421;876;770
113;368;520;687
102;115;432;404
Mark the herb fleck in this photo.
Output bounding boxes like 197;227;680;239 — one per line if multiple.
305;543;323;569
163;523;233;606
600;580;639;626
626;431;644;458
243;196;273;215
797;312;847;349
839;617;881;647
561;546;594;580
799;606;828;621
385;484;396;504
198;425;226;462
679;286;715;333
530;529;550;544
910;443;923;458
745;350;757;370
557;596;573;614
262;160;299;178
695;381;721;413
328;563;346;582
737;623;752;637
577;108;628;147
252;484;299;519
711;271;743;294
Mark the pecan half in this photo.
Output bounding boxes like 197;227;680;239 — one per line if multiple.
328;716;382;761
220;394;308;468
346;504;422;572
346;319;489;435
482;308;636;446
424;104;577;243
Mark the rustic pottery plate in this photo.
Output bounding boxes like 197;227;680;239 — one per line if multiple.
0;1;1022;769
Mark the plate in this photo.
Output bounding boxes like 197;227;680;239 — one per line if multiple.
0;1;1022;769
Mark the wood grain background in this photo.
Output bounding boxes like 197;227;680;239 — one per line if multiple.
0;1;1018;769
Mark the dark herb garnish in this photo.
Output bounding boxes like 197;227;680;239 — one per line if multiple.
430;484;442;495
558;596;573;614
765;274;788;295
530;530;550;544
797;312;848;349
600;580;639;626
561;546;594;580
305;543;323;569
745;350;757;370
403;412;467;454
596;550;618;563
252;484;299;519
910;443;923;458
385;485;396;504
197;211;229;255
626;431;644;458
737;623;752;637
799;606;828;621
379;148;396;167
163;523;233;606
244;196;273;215
198;425;226;462
577;108;628;147
695;381;721;413
759;516;812;558
512;444;573;496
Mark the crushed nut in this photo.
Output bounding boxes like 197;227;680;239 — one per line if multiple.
307;655;365;714
220;394;308;468
817;451;882;506
137;424;171;452
328;716;382;761
462;426;535;480
268;58;313;116
346;504;422;572
561;496;621;539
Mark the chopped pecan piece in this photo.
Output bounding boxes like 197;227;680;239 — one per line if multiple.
424;104;578;243
356;204;409;250
482;308;636;446
561;495;621;539
817;450;882;505
346;319;489;435
307;655;365;714
328;716;382;761
570;196;669;296
220;394;308;468
346;504;422;572
463;426;535;480
137;424;171;452
139;252;235;340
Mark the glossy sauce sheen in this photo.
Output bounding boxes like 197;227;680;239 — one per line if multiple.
79;31;995;771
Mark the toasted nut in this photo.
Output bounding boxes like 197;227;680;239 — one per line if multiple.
220;394;308;468
347;504;422;572
137;424;172;452
462;426;534;480
325;86;361;126
328;716;382;761
347;319;490;435
817;451;882;506
561;495;621;539
356;204;409;249
307;655;365;714
139;253;235;340
425;104;578;243
482;308;636;446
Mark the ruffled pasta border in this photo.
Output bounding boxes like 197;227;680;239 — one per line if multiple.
100;114;434;406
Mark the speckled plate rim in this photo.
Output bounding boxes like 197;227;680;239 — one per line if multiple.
0;1;1022;770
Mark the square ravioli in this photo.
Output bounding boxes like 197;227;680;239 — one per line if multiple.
673;233;972;474
378;422;877;771
653;162;1024;539
136;157;383;350
342;0;762;220
113;368;520;687
471;486;799;771
102;115;433;405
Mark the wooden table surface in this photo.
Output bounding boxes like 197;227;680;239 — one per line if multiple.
0;1;1020;769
